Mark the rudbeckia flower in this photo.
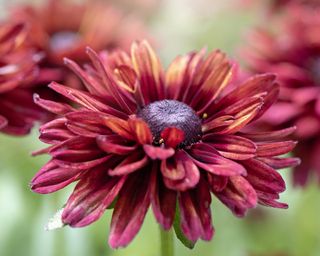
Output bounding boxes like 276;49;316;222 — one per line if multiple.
243;5;320;186
9;0;148;87
0;22;43;135
31;41;299;248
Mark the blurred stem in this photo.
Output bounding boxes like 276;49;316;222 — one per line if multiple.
160;228;174;256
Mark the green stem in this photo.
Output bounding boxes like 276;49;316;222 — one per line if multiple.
160;228;174;256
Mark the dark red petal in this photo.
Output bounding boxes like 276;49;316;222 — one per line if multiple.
103;117;134;141
31;161;81;194
150;165;177;230
163;151;200;191
189;143;247;176
215;175;258;217
243;158;286;193
131;40;165;104
86;47;136;114
179;177;214;242
258;157;301;169
66;110;111;137
109;170;151;248
109;151;148;176
161;127;185;148
97;134;137;155
34;94;74;115
203;134;257;160
207;174;228;192
161;154;186;181
239;126;296;142
128;118;152;145
143;144;175;160
48;82;126;118
53;155;111;170
62;170;126;227
256;141;297;157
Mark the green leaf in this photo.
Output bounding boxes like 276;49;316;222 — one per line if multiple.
173;204;195;249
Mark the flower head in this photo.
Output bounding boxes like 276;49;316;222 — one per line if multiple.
0;22;44;135
243;5;320;186
31;41;298;248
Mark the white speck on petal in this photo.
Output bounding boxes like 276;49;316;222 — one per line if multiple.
45;208;65;231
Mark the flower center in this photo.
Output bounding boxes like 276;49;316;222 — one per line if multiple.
49;31;81;53
137;99;202;147
308;57;320;85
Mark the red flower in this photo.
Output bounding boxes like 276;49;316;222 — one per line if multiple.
9;0;149;91
31;41;298;248
0;22;44;135
243;5;320;186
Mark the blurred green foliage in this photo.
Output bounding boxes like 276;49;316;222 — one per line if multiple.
0;1;319;256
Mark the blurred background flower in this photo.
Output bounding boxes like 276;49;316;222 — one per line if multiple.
242;4;320;186
0;1;320;256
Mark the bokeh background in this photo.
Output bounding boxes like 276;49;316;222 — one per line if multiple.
0;0;319;256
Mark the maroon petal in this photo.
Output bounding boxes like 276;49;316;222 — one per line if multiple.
131;40;165;104
207;174;228;192
243;158;286;193
34;94;74;115
203;134;257;160
109;170;151;248
109;151;148;176
62;170;126;227
179;177;214;242
163;151;200;191
143;144;175;160
189;143;247;176
150;165;177;230
128;118;152;145
53;155;111;170
256;141;297;157
258;157;301;169
239;126;296;142
215;175;258;217
97;134;137;155
31;161;81;194
103;117;134;141
161;127;185;148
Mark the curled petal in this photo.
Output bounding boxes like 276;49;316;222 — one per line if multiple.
150;165;177;230
31;161;81;194
179;177;214;242
258;157;301;169
143;144;175;160
163;151;200;191
97;134;137;155
109;151;148;176
215;176;258;217
129;118;152;145
109;170;151;248
243;158;286;193
161;127;185;148
103;117;134;141
189;143;247;176
62;170;126;227
34;94;74;115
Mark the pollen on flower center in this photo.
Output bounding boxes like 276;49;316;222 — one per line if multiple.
49;31;81;52
137;99;202;146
